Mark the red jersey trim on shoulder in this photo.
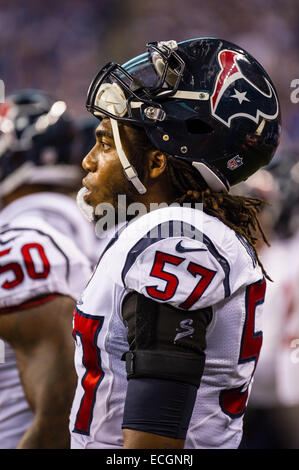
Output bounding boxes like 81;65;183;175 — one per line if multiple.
0;293;61;315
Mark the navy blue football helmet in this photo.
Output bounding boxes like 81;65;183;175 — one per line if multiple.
86;38;281;192
0;89;83;197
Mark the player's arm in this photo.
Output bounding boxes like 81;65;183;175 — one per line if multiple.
120;235;226;449
0;294;76;449
121;293;211;449
123;429;184;449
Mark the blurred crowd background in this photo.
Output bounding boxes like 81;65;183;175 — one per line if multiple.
0;0;299;152
0;0;299;449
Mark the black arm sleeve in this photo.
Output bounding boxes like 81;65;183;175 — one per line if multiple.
122;292;212;386
122;377;197;439
121;292;212;438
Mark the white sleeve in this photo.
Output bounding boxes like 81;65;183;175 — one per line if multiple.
0;219;92;309
123;235;230;310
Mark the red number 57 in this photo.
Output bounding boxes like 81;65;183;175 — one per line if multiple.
146;250;216;310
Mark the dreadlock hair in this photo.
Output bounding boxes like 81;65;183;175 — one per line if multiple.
125;123;270;280
166;155;270;280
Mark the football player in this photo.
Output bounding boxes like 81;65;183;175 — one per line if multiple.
0;90;94;448
70;38;281;449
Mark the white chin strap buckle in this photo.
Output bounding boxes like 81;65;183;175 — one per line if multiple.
94;82;147;195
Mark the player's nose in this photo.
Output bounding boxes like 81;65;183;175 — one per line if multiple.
82;150;97;172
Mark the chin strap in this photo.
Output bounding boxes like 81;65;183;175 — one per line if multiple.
94;82;147;195
109;115;147;195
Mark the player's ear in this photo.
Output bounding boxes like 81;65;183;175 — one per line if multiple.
147;150;167;179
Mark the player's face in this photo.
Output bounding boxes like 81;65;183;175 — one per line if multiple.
82;118;132;210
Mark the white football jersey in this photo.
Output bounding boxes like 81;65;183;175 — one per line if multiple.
0;193;93;449
70;206;264;449
0;192;100;266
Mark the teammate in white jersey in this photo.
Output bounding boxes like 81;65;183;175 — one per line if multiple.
0;90;94;448
71;38;281;449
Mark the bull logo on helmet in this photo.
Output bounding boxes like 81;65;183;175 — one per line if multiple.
211;49;279;128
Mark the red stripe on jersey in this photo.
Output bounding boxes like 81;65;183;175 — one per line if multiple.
72;308;105;435
0;293;61;315
219;278;266;418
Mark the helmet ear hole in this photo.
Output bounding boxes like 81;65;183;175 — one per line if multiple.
185;118;214;135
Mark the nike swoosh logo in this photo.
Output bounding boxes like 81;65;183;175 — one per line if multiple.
175;241;207;253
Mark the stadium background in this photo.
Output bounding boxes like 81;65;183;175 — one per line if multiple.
1;0;299;449
1;0;298;154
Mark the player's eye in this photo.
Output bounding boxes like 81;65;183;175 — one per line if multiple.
100;140;111;151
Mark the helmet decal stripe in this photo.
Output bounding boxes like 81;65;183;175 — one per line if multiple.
211;50;241;112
